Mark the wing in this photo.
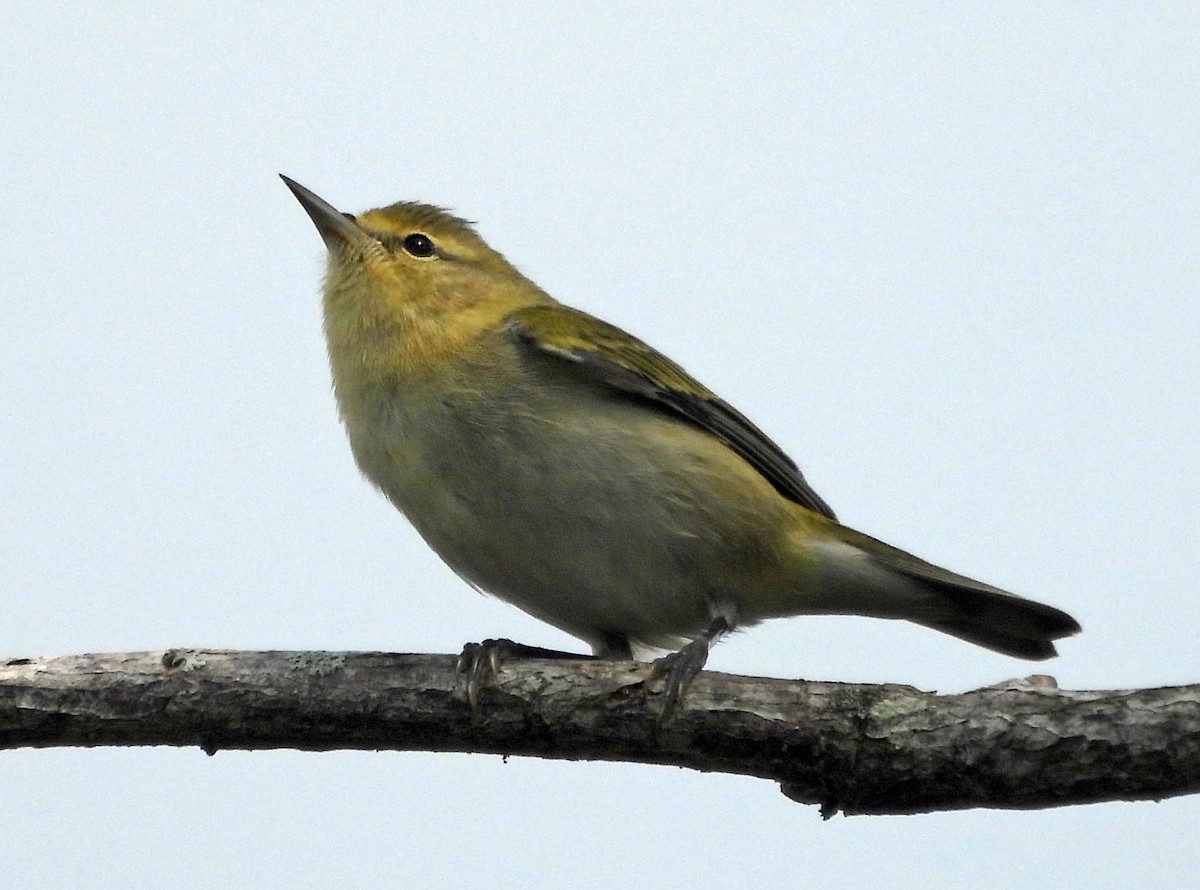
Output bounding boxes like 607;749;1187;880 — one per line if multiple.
505;304;836;519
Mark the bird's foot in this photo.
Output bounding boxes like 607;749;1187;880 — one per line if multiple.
646;637;711;721
456;638;512;712
455;638;591;713
645;615;731;721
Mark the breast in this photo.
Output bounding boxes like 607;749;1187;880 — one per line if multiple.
340;364;786;647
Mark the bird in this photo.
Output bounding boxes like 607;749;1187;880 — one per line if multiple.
281;175;1080;708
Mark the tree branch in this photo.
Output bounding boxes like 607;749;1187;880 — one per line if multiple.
1;649;1196;816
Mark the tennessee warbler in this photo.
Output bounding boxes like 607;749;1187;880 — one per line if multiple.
282;176;1080;701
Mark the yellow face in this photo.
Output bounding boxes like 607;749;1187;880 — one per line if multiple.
282;177;552;385
355;202;488;260
350;201;515;275
279;182;554;384
324;201;544;322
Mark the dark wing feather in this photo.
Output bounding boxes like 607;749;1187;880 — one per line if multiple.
506;304;836;519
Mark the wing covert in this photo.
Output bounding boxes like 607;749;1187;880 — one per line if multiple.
506;304;836;519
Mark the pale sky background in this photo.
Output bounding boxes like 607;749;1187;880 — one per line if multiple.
3;4;1198;887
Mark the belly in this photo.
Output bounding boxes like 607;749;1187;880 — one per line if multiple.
345;382;790;650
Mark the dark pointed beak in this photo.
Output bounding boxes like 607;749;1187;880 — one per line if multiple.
280;175;375;253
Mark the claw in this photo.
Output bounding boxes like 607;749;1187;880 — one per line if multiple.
647;638;710;721
645;615;731;721
455;638;592;715
455;638;517;713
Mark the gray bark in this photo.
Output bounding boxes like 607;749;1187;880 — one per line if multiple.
1;649;1196;817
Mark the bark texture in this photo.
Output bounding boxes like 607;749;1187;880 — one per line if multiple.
2;649;1197;817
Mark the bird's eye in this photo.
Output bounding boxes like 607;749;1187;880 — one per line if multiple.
402;233;436;258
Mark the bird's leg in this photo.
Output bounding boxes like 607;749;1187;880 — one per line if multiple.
646;615;731;720
591;630;634;661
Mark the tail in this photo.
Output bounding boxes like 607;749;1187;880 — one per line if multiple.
809;524;1081;660
893;564;1080;660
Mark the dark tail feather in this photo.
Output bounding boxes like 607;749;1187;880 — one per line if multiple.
914;578;1081;660
831;524;1081;660
847;528;1083;660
